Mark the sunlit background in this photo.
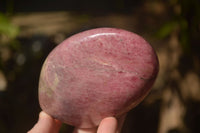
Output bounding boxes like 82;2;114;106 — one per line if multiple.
0;0;200;133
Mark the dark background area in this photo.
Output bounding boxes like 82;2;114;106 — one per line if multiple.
0;0;139;13
0;0;200;133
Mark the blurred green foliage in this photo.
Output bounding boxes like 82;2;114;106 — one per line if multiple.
157;0;200;54
0;13;19;39
0;12;20;82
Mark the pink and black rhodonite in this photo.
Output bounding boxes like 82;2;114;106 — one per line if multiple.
38;28;159;128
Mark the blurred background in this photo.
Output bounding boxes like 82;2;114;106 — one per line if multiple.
0;0;200;132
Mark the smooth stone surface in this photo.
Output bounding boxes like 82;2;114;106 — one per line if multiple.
39;28;159;128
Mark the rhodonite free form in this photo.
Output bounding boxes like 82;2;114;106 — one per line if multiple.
38;28;159;128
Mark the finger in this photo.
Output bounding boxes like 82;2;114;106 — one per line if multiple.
97;117;118;133
73;127;97;133
28;111;62;133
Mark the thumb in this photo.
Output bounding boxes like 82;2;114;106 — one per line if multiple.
97;114;127;133
28;111;62;133
97;117;118;133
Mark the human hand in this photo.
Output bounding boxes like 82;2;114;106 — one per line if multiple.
28;111;126;133
28;112;62;133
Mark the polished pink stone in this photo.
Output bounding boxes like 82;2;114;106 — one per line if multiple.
39;28;159;128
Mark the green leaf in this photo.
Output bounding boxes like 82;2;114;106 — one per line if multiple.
156;21;178;39
0;13;19;39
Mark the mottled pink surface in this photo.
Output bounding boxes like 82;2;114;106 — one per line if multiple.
39;28;159;128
